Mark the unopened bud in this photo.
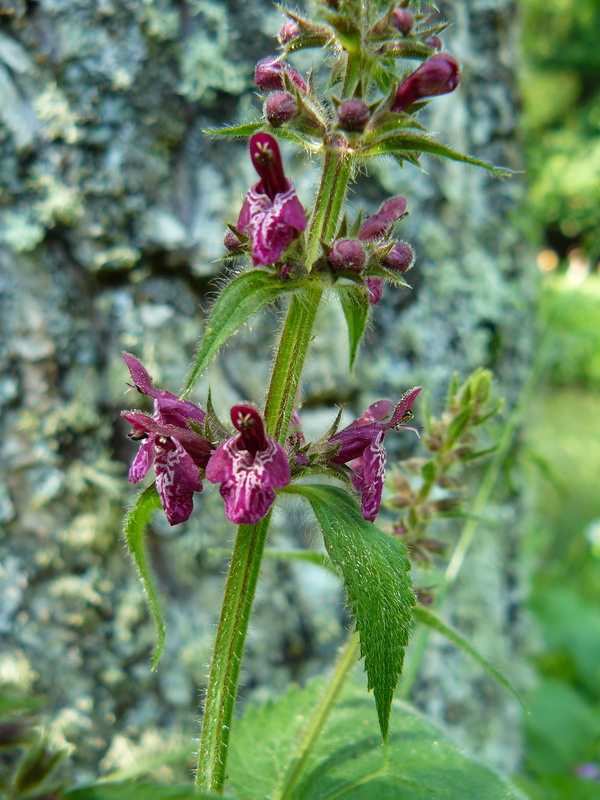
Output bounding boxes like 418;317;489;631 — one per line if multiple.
255;57;307;92
391;9;413;36
392;53;460;112
337;99;370;132
224;229;242;251
383;241;414;273
328;239;366;273
425;35;442;51
359;196;407;240
266;92;298;126
278;20;301;44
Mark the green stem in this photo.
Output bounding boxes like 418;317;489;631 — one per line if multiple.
274;633;360;800
264;283;323;442
196;514;271;791
305;149;346;271
196;141;353;794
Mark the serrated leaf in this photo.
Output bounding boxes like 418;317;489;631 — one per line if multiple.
64;782;230;800
364;134;515;176
337;285;369;372
227;679;528;800
123;484;164;669
282;484;415;740
181;271;299;397
413;605;525;708
203;121;264;137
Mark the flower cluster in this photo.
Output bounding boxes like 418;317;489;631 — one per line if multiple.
123;356;291;526
328;388;422;521
123;356;420;527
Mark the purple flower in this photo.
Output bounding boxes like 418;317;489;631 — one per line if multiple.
329;388;422;521
392;53;460;113
206;405;291;525
121;354;213;526
365;277;383;305
238;133;307;266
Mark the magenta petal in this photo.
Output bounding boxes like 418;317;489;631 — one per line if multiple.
155;396;205;427
254;438;291;488
239;182;306;266
220;472;276;525
355;399;393;425
205;439;236;484
359;430;387;521
123;352;156;395
129;438;154;483
154;439;203;526
390;387;422;426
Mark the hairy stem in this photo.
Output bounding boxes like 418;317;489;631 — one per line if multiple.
196;515;271;791
196;142;353;793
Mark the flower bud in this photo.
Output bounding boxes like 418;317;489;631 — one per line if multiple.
359;196;407;241
224;229;242;251
391;9;413;36
391;53;460;113
328;239;366;273
255;56;307;93
265;92;298;126
425;35;442;51
383;241;414;273
337;99;370;132
278;20;300;44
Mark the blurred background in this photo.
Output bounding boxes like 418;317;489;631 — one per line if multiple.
0;0;599;797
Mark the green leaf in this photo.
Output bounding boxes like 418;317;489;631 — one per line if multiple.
227;679;529;800
0;689;43;717
412;605;525;708
283;484;415;740
203;121;264;137
181;271;299;397
364;134;515;177
64;782;231;800
123;484;164;669
337;285;370;372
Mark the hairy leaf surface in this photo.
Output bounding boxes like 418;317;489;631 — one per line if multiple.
227;680;528;800
283;484;414;740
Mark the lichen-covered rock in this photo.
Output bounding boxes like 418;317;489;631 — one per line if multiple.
1;0;532;781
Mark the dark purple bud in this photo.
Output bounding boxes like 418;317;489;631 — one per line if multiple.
328;239;366;273
391;9;413;36
337;99;370;132
366;277;383;305
383;241;414;273
278;20;300;44
392;53;460;112
224;229;242;251
266;91;298;126
359;196;407;241
255;57;307;93
425;35;442;51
